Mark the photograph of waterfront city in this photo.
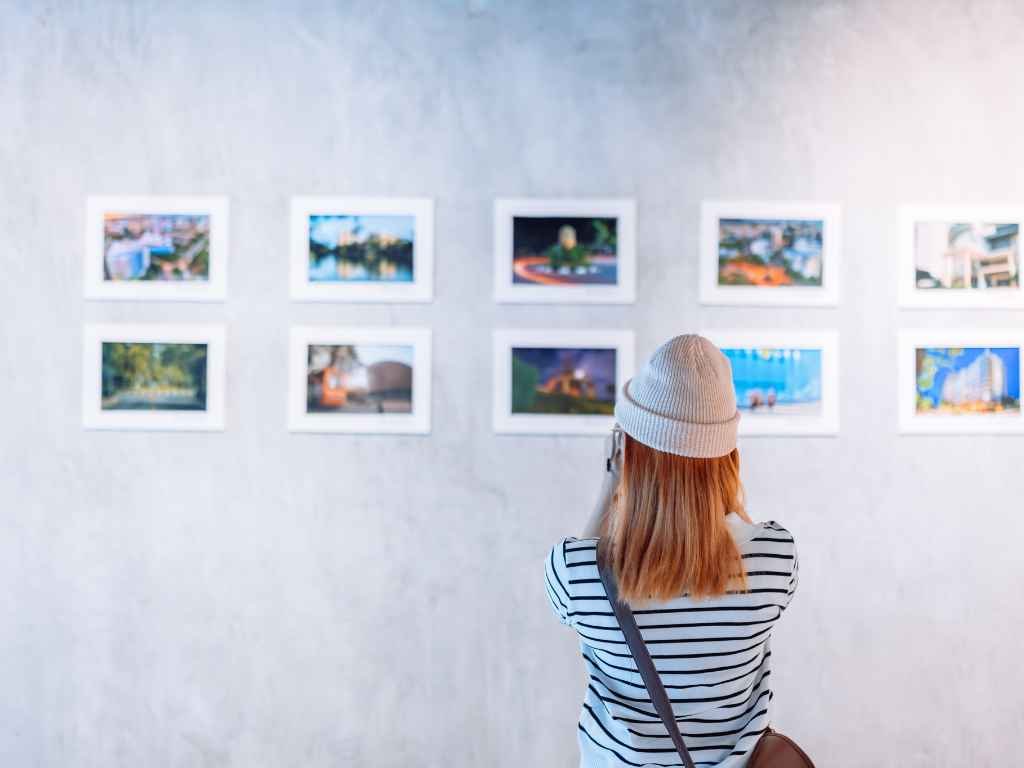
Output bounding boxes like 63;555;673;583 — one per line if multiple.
721;347;823;415
718;217;824;287
916;346;1021;415
306;344;414;414
511;347;617;415
101;342;208;411
512;217;618;286
913;221;1020;290
103;213;210;281
307;215;415;283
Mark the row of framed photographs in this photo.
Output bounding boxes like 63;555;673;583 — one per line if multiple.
81;325;1024;435
84;196;1024;308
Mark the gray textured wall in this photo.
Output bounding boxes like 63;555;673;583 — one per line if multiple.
1;1;1022;766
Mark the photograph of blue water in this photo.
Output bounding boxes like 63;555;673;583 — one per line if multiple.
722;347;823;414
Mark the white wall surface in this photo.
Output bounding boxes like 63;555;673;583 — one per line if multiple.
1;1;1022;766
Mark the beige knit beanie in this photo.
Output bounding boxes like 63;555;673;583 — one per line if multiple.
614;334;740;458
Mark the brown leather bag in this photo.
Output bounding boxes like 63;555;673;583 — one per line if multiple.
747;727;815;767
597;549;814;768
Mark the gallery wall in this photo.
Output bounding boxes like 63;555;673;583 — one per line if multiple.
1;1;1022;766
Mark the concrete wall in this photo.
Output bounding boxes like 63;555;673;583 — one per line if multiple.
1;1;1021;765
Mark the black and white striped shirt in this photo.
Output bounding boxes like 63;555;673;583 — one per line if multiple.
545;514;798;768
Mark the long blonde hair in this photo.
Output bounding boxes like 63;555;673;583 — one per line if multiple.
602;434;749;603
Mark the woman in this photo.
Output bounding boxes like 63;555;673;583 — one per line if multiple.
545;335;798;768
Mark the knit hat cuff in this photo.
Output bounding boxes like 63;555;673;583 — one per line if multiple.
614;378;740;459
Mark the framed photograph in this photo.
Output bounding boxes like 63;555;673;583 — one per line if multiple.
289;197;433;302
699;201;841;306
85;196;229;301
898;205;1024;309
898;329;1024;434
492;329;634;434
701;330;840;436
493;199;636;303
82;324;226;431
288;326;431;433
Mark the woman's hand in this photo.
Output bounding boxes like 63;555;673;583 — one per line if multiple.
583;426;624;538
604;426;624;480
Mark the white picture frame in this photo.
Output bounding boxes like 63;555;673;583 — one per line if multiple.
493;198;636;304
699;200;841;306
84;196;229;301
897;205;1024;309
492;329;635;435
898;328;1024;434
289;197;434;302
701;329;840;436
288;326;432;434
82;323;226;431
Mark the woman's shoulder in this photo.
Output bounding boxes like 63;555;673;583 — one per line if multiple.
731;514;797;551
546;537;600;579
548;536;599;564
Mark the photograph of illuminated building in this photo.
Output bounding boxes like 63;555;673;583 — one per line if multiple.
721;347;823;415
306;344;413;414
494;199;636;303
492;330;634;434
914;222;1018;290
511;217;618;286
510;347;617;416
915;347;1020;415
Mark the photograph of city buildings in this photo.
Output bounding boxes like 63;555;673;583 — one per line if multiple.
915;347;1021;415
306;344;414;414
510;347;617;416
103;213;210;282
913;221;1019;290
717;218;824;287
511;217;618;286
307;215;415;283
101;342;208;411
721;347;823;415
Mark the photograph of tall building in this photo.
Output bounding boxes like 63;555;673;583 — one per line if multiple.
915;346;1021;414
914;221;1019;290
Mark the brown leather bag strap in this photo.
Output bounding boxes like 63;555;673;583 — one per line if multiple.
597;546;697;768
